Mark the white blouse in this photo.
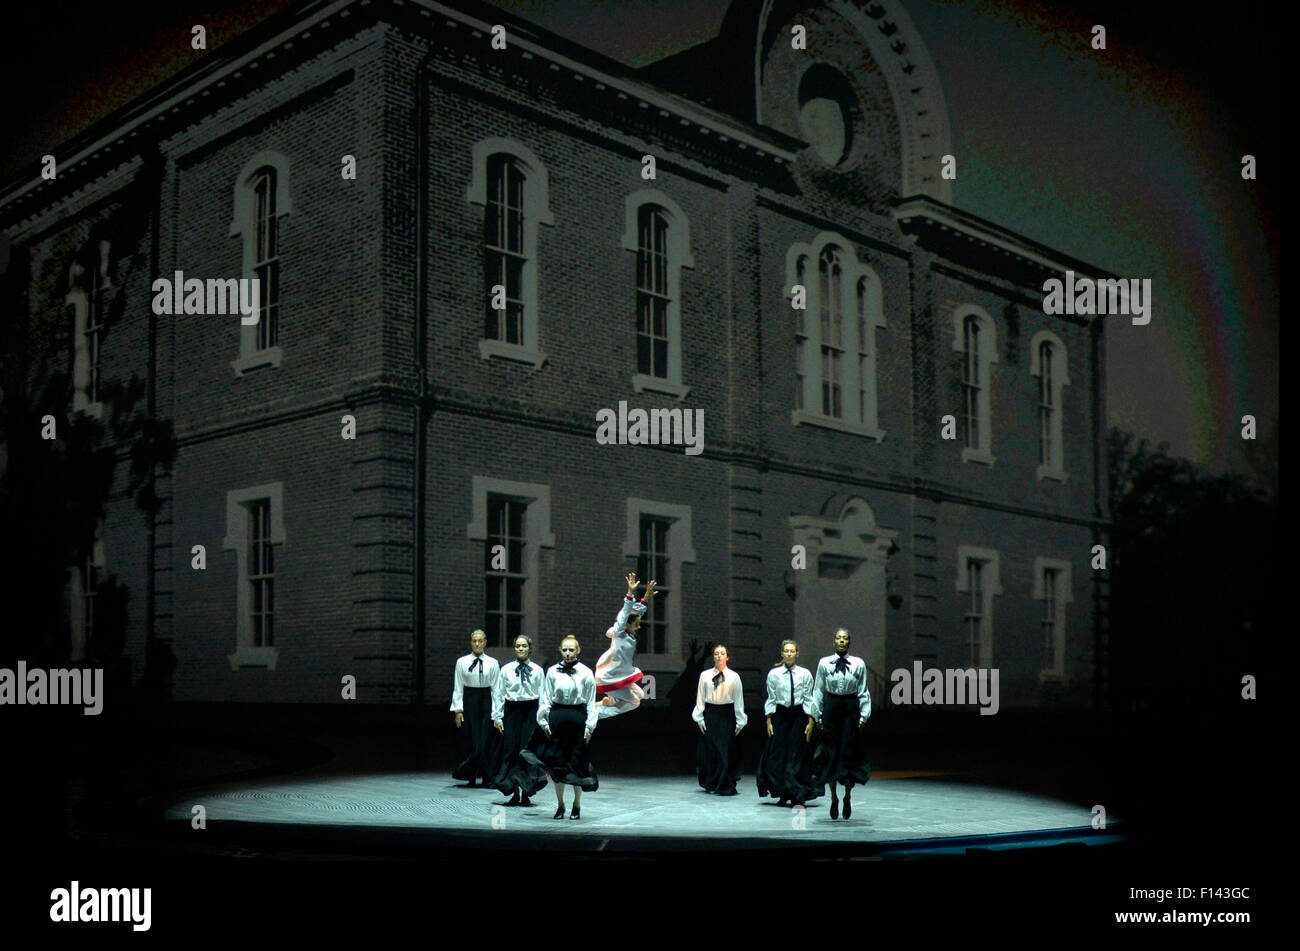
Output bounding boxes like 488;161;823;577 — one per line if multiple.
763;663;815;717
537;661;599;734
491;660;545;722
450;652;500;712
808;653;872;721
692;667;747;729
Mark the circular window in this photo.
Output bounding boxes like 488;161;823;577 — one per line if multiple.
800;98;848;165
797;65;857;167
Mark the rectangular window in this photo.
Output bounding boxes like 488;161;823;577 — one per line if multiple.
820;257;843;418
636;207;670;378
248;499;275;647
1039;346;1054;467
637;516;670;655
964;558;984;667
253;171;280;350
795;258;807;411
87;270;106;404
962;319;980;450
1041;566;1059;670
484;155;526;345
484;495;527;649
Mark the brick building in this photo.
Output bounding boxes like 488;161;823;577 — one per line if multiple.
1;0;1110;711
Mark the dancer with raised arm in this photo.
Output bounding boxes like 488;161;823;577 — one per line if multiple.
755;640;819;807
692;645;746;796
488;635;548;807
595;572;657;718
521;636;599;819
809;628;872;819
450;629;500;787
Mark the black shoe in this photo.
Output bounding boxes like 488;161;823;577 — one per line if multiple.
843;797;852;820
519;795;532;807
776;798;789;807
467;778;477;788
830;799;839;820
553;806;565;820
570;805;581;820
507;790;520;807
791;801;805;808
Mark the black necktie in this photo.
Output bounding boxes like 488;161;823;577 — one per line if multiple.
833;655;850;675
788;667;796;705
559;662;576;675
519;664;530;683
712;671;724;689
469;657;483;672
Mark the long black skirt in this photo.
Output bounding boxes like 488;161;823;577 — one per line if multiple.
488;699;549;798
811;692;871;788
755;704;820;803
520;703;598;790
452;686;498;781
697;703;743;795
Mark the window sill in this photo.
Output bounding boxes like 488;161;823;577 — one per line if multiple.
231;346;283;376
228;646;279;670
961;447;996;466
631;374;690;399
74;399;106;421
791;410;885;440
1036;465;1068;483
479;339;547;368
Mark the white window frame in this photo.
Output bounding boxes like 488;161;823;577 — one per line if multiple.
1030;330;1070;482
223;482;286;669
952;305;998;465
1034;556;1073;680
785;231;886;439
467;138;555;369
622;189;694;399
466;476;556;660
67;242;112;420
955;545;1001;667
622;499;696;669
229;150;291;376
67;516;107;662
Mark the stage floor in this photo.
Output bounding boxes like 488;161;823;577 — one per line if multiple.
153;773;1121;855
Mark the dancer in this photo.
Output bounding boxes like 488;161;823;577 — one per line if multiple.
755;640;818;807
692;644;746;795
595;572;657;718
521;636;599;819
488;635;548;806
451;629;500;787
809;628;872;819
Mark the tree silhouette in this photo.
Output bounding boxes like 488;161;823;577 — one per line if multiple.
1105;425;1274;716
0;150;176;675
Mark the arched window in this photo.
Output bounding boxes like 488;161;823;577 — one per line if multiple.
622;189;694;398
1030;330;1069;480
951;305;998;465
786;232;885;439
230;150;291;375
468;139;554;367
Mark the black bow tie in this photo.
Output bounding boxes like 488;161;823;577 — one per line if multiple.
712;671;724;688
559;662;576;674
518;664;530;682
833;656;850;674
469;657;483;672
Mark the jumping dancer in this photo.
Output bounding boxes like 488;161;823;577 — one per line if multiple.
809;628;871;819
595;572;657;718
